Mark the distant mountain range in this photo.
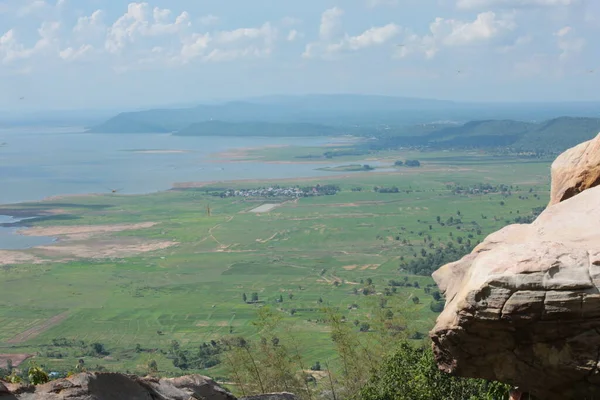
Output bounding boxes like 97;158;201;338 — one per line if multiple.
82;94;600;153
87;94;600;134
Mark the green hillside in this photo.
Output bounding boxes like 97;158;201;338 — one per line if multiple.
514;117;600;152
375;116;600;153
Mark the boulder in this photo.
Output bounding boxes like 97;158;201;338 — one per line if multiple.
430;182;600;398
1;373;237;400
549;132;600;206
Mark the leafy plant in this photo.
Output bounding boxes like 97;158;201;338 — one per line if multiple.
28;363;49;385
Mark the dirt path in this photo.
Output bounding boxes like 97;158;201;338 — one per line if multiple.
207;216;234;247
6;311;69;344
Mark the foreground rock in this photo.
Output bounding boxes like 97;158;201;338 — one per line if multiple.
0;373;237;399
549;132;600;206
430;154;600;397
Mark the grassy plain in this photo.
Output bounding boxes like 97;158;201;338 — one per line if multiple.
0;145;551;381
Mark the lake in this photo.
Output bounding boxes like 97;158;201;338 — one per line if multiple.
0;127;358;205
0;127;360;249
0;215;56;250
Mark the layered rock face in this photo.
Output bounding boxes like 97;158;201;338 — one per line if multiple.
0;372;297;400
430;133;600;400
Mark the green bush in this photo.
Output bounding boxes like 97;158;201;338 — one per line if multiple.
360;342;510;400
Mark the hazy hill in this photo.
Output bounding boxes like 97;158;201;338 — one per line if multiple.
514;117;600;152
87;95;600;134
373;116;600;153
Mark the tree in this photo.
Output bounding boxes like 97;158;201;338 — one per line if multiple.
279;294;283;303
28;363;49;385
135;343;142;353
379;297;387;308
311;361;322;371
243;293;247;303
91;342;106;355
318;297;323;304
366;278;373;286
359;322;371;332
394;160;404;166
412;296;420;305
251;292;259;302
432;291;442;301
288;293;294;300
147;359;158;374
436;216;441;223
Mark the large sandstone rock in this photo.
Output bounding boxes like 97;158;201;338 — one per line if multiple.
430;182;600;399
549;132;600;206
1;372;237;400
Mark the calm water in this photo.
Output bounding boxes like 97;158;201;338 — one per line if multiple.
0;127;358;249
0;215;56;250
0;127;357;205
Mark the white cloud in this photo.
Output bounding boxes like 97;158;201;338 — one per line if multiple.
328;24;401;52
216;23;276;44
396;12;516;59
287;30;300;41
74;10;105;34
179;33;212;63
105;3;191;54
59;44;93;61
431;12;516;46
319;7;344;41
457;0;580;9
554;25;584;60
0;21;61;63
304;7;400;58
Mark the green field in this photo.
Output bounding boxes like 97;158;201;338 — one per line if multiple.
0;146;552;385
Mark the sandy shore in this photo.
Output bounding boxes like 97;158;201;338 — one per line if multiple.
209;144;290;161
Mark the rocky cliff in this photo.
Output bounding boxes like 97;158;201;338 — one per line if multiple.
0;372;297;400
430;133;600;400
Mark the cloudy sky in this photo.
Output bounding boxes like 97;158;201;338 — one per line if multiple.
0;0;598;110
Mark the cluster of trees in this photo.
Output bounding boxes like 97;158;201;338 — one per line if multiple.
41;338;109;359
218;306;510;399
323;149;370;159
449;183;512;196
373;186;399;193
169;339;225;370
394;160;421;167
243;292;261;303
400;242;476;276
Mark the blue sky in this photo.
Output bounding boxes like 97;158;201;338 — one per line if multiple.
0;0;598;110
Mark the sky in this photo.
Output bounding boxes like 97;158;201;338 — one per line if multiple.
0;0;599;111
